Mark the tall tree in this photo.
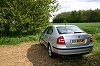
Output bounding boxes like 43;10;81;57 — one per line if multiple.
0;0;59;36
53;9;100;23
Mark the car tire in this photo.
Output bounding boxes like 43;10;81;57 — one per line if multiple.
78;54;84;58
48;45;54;58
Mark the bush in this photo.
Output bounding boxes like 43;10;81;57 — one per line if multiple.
0;0;58;36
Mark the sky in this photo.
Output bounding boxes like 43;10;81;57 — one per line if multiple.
50;0;100;22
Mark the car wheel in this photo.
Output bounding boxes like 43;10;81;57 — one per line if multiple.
48;45;54;58
78;54;84;58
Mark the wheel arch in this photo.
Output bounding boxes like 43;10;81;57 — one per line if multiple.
48;42;50;48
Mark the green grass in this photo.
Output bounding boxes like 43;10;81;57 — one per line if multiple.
0;35;39;45
0;23;100;45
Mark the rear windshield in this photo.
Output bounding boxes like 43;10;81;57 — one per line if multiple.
56;26;84;34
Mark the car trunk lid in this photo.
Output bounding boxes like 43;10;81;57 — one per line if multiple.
60;33;91;47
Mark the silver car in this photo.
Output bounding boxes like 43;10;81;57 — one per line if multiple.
39;25;93;58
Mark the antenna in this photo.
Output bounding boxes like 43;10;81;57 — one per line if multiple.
65;23;66;26
65;23;66;25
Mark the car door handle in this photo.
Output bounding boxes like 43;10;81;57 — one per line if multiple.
48;37;50;39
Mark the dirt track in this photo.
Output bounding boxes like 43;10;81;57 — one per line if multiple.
0;42;34;66
0;41;99;66
0;41;59;66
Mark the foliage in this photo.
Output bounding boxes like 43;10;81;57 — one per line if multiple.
94;33;100;43
0;35;39;45
53;9;100;23
0;0;59;36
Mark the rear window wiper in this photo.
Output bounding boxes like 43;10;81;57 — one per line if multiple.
74;32;84;33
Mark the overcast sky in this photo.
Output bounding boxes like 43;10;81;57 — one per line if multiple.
50;0;100;22
56;0;100;14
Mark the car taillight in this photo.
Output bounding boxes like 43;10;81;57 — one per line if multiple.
90;36;93;42
57;36;65;44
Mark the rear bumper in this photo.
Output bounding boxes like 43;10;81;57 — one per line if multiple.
52;45;93;55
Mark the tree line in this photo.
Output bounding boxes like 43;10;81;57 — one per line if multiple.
53;8;100;23
0;0;58;36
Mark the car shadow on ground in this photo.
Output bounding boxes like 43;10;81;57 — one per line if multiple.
27;44;93;66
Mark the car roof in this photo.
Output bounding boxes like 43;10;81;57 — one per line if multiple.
50;25;76;27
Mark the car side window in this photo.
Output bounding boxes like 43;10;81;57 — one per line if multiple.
47;27;53;34
42;27;49;34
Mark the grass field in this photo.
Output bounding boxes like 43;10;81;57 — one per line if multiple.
0;35;39;45
50;23;100;34
0;23;100;45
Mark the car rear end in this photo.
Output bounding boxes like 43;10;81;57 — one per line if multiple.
52;25;93;55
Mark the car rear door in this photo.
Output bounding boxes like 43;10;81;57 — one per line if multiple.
41;26;53;47
40;27;49;46
44;27;53;47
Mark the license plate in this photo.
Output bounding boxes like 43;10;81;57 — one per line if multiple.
72;39;85;43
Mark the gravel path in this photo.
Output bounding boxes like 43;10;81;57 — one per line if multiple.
0;42;59;66
0;42;34;66
0;41;96;66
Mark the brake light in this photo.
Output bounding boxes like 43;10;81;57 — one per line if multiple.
90;36;93;42
57;36;65;44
